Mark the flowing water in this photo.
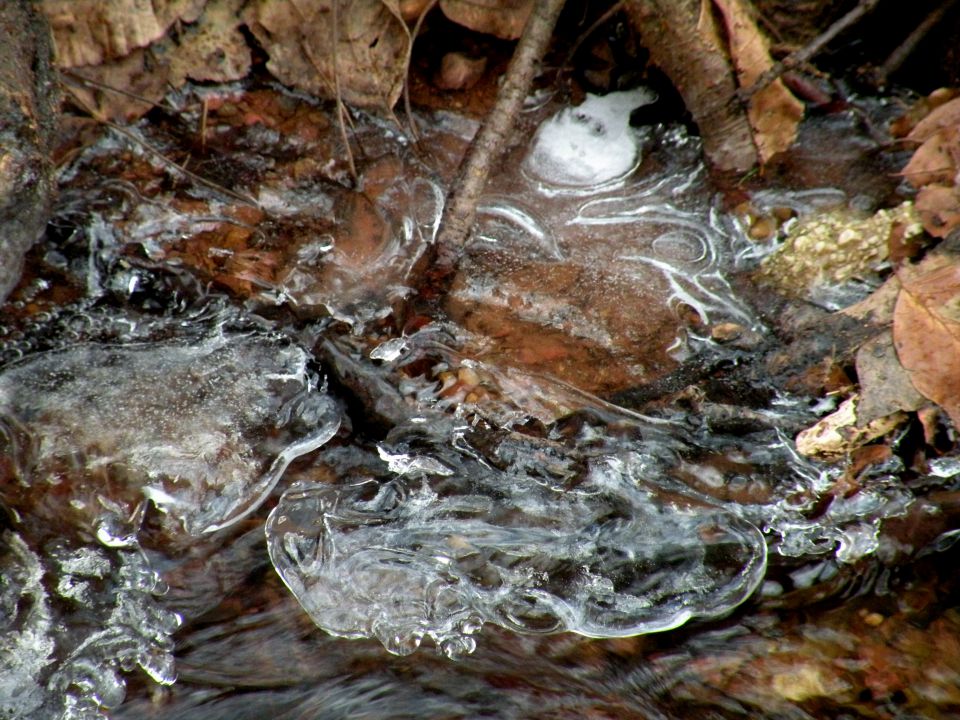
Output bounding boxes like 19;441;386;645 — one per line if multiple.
2;83;959;719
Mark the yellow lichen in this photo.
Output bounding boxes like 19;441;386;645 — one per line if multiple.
757;201;923;297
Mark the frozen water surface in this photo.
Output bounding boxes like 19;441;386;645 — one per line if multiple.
3;83;949;718
0;331;339;538
267;417;767;657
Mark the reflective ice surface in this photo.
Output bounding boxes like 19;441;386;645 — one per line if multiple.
0;331;340;537
268;417;767;657
0;530;179;720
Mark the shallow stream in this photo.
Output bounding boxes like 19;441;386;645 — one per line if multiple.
2;83;960;719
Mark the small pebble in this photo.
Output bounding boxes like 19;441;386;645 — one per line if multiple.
711;322;744;343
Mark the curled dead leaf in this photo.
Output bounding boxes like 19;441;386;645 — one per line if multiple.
42;0;206;67
244;0;409;109
907;96;960;144
796;395;905;459
893;258;960;428
712;0;803;164
916;184;960;239
901;126;960;189
439;0;533;40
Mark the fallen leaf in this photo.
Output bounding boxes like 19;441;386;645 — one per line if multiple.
244;0;409;109
901;126;960;188
171;0;250;84
855;330;926;424
893;259;960;427
916;184;960;239
907;96;960;144
796;395;905;459
439;0;534;40
712;0;803;164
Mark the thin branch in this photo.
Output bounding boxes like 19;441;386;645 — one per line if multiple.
738;0;882;102
60;69;178;112
65;86;260;208
402;0;440;143
291;0;358;184
435;0;567;260
870;0;960;88
330;0;358;183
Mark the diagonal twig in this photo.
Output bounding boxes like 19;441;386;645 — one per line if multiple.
434;0;567;262
738;0;882;102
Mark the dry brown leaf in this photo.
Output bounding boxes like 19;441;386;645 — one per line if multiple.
902;126;960;189
66;45;178;121
916;184;960;239
908;96;960;144
42;0;206;67
711;0;803;164
243;0;409;109
439;0;533;40
855;331;926;424
171;0;250;84
796;395;905;459
893;259;960;427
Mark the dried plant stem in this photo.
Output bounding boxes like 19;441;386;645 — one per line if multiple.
65;86;260;207
739;0;882;101
402;0;440;143
434;0;566;263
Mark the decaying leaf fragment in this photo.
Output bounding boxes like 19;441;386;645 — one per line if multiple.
243;0;410;109
796;395;905;459
439;0;534;40
902;96;960;239
46;0;250;121
43;0;206;67
855;331;926;424
893;257;960;428
711;0;803;164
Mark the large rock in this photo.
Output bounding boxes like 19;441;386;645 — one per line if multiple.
0;0;59;302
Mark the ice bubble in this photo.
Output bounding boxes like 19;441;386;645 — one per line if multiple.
522;87;657;189
0;332;340;538
267;423;766;657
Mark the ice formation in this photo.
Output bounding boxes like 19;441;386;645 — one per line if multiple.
0;531;179;720
522;87;657;189
267;421;767;658
0;333;340;538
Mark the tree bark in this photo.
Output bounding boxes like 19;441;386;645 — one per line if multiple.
0;0;59;302
624;0;758;173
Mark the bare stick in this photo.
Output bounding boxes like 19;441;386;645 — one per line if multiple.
870;0;960;88
65;86;260;207
330;0;358;183
434;0;567;262
402;0;440;143
738;0;882;102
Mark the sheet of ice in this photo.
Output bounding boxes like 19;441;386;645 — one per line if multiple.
267;420;766;658
0;332;340;538
0;531;53;719
522;88;657;190
0;531;179;720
